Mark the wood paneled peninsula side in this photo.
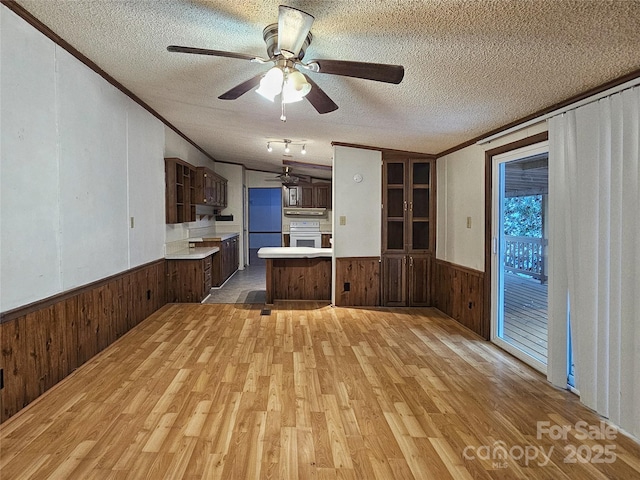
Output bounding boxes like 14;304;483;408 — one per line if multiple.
258;247;332;304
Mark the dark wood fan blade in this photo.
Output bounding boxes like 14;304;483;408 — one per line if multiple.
304;76;338;114
218;73;264;100
167;45;258;62
309;59;404;84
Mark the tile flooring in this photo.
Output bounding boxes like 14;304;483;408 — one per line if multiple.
203;250;266;304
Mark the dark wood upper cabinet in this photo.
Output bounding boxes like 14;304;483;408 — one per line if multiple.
165;157;196;224
314;183;332;209
284;182;332;209
300;185;314;207
166;159;228;224
195;166;228;209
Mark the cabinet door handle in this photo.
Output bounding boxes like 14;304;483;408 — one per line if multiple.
409;256;414;267
403;257;407;266
404;201;407;211
409;202;413;211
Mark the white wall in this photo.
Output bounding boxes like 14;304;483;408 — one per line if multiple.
1;6;165;311
436;122;547;271
333;146;382;258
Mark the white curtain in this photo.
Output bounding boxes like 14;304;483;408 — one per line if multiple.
548;86;640;438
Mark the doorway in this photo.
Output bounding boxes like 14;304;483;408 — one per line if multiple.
491;143;549;373
248;188;282;264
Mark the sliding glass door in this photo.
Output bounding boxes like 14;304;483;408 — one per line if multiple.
491;142;549;373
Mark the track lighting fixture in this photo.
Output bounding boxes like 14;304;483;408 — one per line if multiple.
266;139;308;155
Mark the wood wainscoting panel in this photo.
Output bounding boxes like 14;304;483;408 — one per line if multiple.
432;259;487;339
0;259;167;423
335;257;380;306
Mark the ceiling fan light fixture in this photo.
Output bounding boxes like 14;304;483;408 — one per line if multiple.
301;144;306;155
267;142;272;152
284;141;290;153
256;66;284;101
282;69;311;104
277;5;314;59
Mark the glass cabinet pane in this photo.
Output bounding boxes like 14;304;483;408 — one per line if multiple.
412;162;430;185
387;188;404;217
412;188;429;218
387;221;404;250
387;163;404;185
412;221;429;250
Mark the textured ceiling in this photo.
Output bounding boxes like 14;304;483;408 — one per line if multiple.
13;0;640;179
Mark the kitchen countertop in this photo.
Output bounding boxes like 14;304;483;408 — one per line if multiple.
165;246;220;260
189;232;239;242
257;247;332;259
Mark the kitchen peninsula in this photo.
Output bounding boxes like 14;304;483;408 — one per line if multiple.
257;247;332;304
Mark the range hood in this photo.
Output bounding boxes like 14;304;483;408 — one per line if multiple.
284;207;327;217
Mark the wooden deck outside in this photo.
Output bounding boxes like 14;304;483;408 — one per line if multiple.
503;272;548;364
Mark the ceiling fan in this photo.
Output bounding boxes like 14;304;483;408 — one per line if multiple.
167;5;404;120
268;166;303;185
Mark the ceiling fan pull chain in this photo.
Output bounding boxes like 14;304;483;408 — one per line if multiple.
281;99;287;122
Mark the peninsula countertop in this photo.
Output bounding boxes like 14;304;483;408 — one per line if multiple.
257;247;332;259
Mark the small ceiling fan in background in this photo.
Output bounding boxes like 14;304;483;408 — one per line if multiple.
167;5;404;120
266;166;303;185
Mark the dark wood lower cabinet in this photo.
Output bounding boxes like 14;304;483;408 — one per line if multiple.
408;254;431;306
382;254;431;306
200;235;239;287
382;255;407;306
166;254;213;303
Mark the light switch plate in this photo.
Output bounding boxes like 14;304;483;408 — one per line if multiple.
340;216;347;225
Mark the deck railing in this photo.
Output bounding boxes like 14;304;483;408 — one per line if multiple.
504;235;547;283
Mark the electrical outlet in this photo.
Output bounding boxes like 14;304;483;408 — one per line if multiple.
344;282;351;292
466;216;472;229
340;216;347;225
130;217;135;228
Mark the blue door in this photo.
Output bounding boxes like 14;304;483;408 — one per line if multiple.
249;188;282;248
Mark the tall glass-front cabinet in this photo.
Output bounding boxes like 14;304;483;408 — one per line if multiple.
382;156;435;306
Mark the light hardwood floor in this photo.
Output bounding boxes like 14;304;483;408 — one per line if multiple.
1;303;639;479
